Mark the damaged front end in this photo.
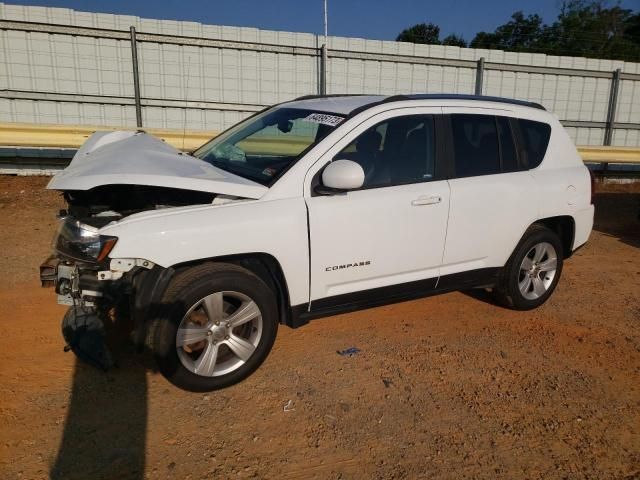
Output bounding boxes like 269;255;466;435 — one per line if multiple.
40;130;267;370
40;184;217;306
39;185;217;370
40;213;154;370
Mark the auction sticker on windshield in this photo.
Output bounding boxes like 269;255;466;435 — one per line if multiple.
303;113;344;127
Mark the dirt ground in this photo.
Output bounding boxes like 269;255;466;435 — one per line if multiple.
0;176;638;480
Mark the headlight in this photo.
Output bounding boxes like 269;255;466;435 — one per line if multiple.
55;218;118;262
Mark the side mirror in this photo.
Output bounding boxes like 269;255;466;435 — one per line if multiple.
317;160;365;194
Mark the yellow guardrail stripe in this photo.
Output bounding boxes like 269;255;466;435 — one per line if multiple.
0;122;215;151
1;122;639;164
575;146;640;163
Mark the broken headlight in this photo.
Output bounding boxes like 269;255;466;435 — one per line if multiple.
55;218;117;263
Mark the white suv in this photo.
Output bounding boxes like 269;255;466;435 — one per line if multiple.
41;94;594;391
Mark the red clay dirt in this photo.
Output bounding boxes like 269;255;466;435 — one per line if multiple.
0;176;638;479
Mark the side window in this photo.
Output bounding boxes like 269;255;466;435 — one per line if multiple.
518;119;551;169
451;114;500;178
334;115;436;188
496;116;519;173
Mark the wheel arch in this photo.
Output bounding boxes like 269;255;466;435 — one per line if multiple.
168;253;293;326
533;215;576;259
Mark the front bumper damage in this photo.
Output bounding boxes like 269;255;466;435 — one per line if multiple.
40;255;100;306
40;254;155;306
40;253;156;370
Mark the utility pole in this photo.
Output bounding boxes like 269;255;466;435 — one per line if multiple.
320;0;328;95
323;0;328;45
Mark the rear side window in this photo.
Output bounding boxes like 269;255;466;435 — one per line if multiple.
451;114;500;178
496;116;519;173
518;119;551;169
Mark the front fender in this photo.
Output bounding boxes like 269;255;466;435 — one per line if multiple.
101;198;310;305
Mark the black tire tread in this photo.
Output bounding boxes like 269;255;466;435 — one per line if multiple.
163;262;263;305
151;261;278;392
494;224;563;310
146;263;264;349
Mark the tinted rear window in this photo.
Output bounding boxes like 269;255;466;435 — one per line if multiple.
518;119;551;169
496;116;519;173
451;114;500;178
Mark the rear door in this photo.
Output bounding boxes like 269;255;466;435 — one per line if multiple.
440;109;539;279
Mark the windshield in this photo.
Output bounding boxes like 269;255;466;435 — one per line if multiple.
193;107;346;186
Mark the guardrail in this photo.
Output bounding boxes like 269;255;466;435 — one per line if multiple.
577;146;640;164
1;123;639;174
0;122;213;152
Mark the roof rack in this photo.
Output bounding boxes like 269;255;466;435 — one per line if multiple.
383;94;546;110
293;94;369;101
291;93;546;118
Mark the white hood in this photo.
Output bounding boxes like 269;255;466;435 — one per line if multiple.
47;131;268;199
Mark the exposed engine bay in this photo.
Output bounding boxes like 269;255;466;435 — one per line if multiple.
42;183;228;311
61;184;216;226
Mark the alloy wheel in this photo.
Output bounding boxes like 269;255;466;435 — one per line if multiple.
518;241;558;300
176;291;263;377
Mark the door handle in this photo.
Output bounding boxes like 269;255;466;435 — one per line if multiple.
411;195;442;206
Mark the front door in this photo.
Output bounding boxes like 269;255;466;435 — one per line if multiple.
305;110;450;309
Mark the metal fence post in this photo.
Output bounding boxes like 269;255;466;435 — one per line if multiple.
604;68;621;146
474;57;485;96
129;26;143;128
320;44;328;95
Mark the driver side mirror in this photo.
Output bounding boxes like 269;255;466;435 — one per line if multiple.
315;159;365;195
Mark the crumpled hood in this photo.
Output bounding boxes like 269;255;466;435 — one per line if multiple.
47;130;268;199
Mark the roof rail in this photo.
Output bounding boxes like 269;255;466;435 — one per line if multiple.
383;94;546;110
293;94;368;101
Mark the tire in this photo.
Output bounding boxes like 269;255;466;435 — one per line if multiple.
494;224;564;310
152;262;278;392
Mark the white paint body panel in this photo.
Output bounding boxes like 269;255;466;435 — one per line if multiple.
442;171;538;275
54;96;593;310
439;106;593;275
440;106;539;275
321;159;365;190
101;198;310;305
529;118;595;249
302;105;449;302
307;181;450;301
47;131;268;198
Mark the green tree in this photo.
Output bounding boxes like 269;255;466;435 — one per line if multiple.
466;1;639;61
396;23;441;44
624;12;640;45
469;11;546;51
442;34;468;47
395;1;640;61
545;1;640;59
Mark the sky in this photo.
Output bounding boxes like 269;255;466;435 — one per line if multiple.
6;0;640;41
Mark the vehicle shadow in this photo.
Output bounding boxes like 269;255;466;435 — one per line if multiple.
50;313;150;480
592;192;640;249
460;287;501;307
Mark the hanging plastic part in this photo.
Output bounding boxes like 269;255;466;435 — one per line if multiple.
61;306;114;371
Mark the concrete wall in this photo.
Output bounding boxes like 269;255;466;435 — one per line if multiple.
1;2;639;146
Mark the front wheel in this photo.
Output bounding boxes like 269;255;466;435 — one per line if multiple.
494;225;564;310
152;263;278;392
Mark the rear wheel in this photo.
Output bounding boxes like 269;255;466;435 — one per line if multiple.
494;225;564;310
153;263;278;392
